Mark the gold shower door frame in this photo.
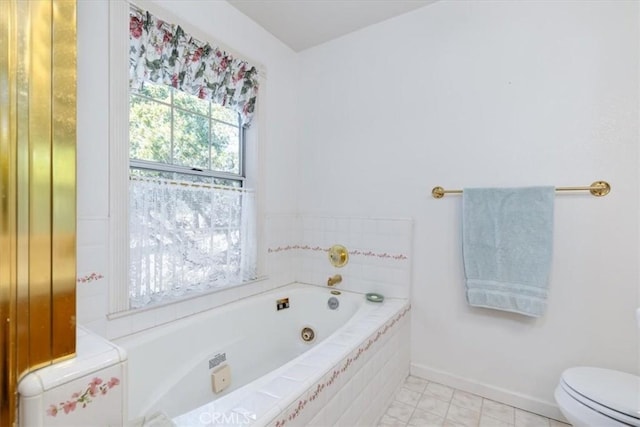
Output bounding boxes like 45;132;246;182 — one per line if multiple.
0;1;77;425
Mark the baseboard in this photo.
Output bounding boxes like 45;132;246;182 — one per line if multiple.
410;362;567;423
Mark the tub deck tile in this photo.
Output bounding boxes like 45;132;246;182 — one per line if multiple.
260;376;303;402
280;363;322;383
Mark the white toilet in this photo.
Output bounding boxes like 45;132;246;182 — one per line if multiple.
556;309;640;426
555;366;640;426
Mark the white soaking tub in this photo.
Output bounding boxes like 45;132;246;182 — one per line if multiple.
116;282;411;426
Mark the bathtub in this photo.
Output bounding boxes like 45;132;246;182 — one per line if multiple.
116;282;411;426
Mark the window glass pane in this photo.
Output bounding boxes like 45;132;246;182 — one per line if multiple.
212;104;239;124
174;89;209;116
211;121;240;174
173;109;210;170
130;95;171;163
129;176;255;308
136;81;170;103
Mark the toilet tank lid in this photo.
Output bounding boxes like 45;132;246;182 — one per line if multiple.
562;367;640;419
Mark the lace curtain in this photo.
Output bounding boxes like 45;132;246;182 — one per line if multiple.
129;178;257;308
129;7;259;127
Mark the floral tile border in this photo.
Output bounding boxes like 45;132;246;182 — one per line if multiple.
271;303;411;427
46;376;120;417
267;245;408;261
77;272;104;284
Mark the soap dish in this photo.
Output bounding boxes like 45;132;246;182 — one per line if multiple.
366;293;384;303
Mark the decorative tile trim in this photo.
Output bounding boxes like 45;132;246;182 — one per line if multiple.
267;245;324;254
272;304;411;427
46;377;120;417
350;249;408;260
77;273;104;284
267;245;408;260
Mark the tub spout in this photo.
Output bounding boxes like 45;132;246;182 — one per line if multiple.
327;274;342;287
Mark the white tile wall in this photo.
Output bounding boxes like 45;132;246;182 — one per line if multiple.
19;327;127;427
264;213;300;284
265;214;413;299
39;364;124;427
76;217;109;336
299;215;412;298
77;213;413;339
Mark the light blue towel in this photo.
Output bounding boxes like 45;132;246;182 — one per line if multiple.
462;187;555;317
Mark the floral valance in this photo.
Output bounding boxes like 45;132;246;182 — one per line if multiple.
129;8;259;127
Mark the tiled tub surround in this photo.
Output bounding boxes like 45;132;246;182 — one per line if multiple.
114;282;409;426
67;213;413;425
77;214;412;340
18;326;127;427
174;295;411;426
265;214;413;299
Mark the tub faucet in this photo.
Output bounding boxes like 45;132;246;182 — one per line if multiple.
327;274;342;287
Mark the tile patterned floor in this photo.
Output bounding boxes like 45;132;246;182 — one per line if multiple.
378;376;571;427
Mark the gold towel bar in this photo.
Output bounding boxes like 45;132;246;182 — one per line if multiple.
431;181;611;199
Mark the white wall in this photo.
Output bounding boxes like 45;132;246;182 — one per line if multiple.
296;0;639;419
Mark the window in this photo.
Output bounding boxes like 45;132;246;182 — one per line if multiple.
128;82;257;308
125;6;259;309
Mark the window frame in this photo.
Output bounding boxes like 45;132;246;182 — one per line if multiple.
108;1;265;316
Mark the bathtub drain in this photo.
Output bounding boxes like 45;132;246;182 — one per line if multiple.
301;327;315;343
